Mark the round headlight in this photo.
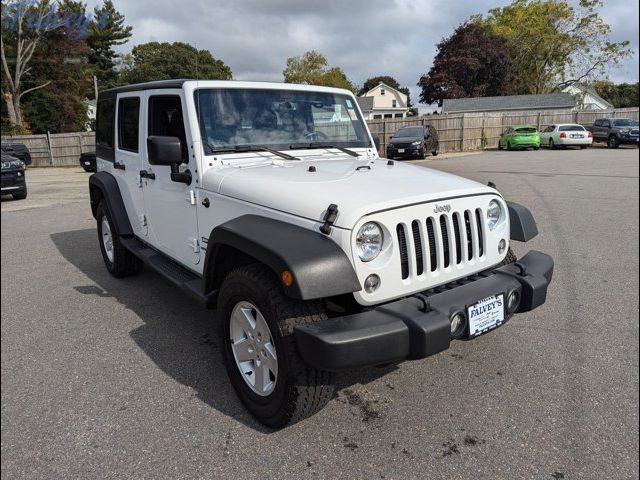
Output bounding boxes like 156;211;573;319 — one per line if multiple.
356;222;383;262
487;200;503;231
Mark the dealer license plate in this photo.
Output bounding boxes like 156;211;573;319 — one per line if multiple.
398;149;405;153
468;294;505;337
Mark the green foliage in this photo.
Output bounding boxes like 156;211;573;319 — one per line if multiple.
592;81;640;108
87;0;132;91
283;51;357;93
120;42;232;84
418;22;515;106
359;75;412;108
475;0;632;94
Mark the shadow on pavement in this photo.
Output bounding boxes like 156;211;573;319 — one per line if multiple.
51;228;395;432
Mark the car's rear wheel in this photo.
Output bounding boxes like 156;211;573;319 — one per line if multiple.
96;202;143;278
218;264;335;428
431;150;438;156
506;141;512;151
549;139;555;150
607;135;619;149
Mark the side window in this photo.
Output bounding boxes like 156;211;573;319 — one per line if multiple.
594;119;602;127
148;95;188;161
603;120;610;128
96;97;116;161
118;97;140;152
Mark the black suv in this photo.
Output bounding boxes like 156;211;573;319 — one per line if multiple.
1;154;27;200
386;125;439;159
1;142;32;166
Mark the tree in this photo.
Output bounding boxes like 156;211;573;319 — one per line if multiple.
21;0;93;133
359;75;413;108
476;0;632;94
283;50;357;92
1;0;64;130
592;80;639;108
87;0;131;92
120;42;232;85
418;22;515;106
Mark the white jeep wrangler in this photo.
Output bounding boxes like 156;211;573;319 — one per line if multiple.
89;80;553;428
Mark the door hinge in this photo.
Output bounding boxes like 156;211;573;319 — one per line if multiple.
138;214;147;227
186;189;197;205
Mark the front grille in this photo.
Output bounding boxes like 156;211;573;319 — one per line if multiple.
631;129;639;136
396;208;485;280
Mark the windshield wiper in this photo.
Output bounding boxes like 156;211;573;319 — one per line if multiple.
289;142;360;157
208;144;300;161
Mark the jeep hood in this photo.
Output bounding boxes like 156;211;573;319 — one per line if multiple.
201;156;494;229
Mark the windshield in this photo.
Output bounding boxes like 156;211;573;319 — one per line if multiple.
395;127;423;138
559;125;585;131
194;88;371;153
612;119;638;127
515;127;537;134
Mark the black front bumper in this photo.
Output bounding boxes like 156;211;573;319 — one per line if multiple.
295;250;553;371
1;170;26;192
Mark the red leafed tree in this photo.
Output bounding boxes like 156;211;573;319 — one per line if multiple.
418;22;515;106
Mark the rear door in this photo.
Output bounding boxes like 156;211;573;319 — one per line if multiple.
114;93;146;236
140;91;200;269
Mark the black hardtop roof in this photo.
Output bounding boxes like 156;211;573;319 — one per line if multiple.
100;79;190;98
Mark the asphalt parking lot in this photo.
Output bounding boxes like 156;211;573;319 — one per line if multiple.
2;146;638;479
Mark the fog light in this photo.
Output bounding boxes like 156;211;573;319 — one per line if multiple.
498;239;507;254
450;311;466;338
507;290;521;313
364;274;381;293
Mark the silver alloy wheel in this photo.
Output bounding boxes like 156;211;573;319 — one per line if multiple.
229;301;278;396
101;217;114;263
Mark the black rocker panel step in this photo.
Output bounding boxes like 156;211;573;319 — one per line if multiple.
120;236;216;307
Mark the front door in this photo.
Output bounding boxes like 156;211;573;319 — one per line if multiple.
141;92;200;269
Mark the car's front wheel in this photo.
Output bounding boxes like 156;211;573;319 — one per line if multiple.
96;202;142;278
607;135;619;149
12;187;27;200
218;264;334;428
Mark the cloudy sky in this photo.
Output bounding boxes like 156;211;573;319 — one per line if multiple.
92;0;639;107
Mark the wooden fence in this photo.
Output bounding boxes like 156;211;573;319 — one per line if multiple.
1;131;95;167
2;107;637;166
367;107;639;155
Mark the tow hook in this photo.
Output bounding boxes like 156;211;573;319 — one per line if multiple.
320;204;339;235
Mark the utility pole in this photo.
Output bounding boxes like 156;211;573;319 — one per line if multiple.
93;76;99;101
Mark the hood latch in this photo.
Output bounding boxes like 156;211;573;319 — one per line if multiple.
320;204;339;235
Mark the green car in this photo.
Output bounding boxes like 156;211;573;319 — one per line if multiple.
498;125;541;150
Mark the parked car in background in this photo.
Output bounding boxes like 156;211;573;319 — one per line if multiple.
498;125;540;150
386;125;439;159
1;154;27;200
1;142;32;166
540;124;593;149
79;151;96;172
586;118;639;148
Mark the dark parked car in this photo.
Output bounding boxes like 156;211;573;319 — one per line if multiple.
1;142;32;166
386;125;439;159
1;154;27;200
79;151;97;172
586;118;639;148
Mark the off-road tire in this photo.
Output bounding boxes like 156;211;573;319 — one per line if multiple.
96;202;142;278
497;247;517;267
218;264;335;428
607;135;619;149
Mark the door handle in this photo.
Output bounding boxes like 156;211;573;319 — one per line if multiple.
114;162;126;170
139;170;156;180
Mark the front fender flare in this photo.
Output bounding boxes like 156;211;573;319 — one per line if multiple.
507;201;538;242
203;215;361;301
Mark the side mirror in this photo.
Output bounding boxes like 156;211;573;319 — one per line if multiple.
371;134;380;150
147;136;182;165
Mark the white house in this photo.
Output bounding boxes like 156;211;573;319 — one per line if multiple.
563;84;613;110
85;98;97;131
357;82;409;120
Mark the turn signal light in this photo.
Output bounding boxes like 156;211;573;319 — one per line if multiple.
281;270;293;287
